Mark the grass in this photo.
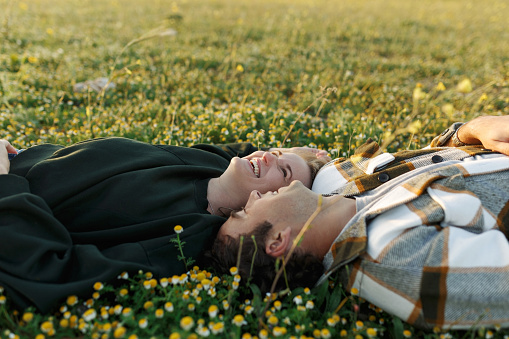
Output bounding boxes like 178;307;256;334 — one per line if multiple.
0;0;509;337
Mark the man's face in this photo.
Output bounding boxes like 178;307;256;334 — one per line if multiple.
218;180;319;241
220;151;312;201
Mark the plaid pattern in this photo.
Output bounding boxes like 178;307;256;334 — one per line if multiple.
317;145;509;329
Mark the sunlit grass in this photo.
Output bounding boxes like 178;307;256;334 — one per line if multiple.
1;0;509;337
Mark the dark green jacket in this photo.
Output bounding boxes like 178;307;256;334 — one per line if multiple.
1;137;259;312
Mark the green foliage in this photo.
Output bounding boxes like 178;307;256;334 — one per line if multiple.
1;0;509;337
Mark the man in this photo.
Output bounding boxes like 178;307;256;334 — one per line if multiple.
211;115;509;329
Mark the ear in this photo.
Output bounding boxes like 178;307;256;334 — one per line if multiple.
265;227;292;258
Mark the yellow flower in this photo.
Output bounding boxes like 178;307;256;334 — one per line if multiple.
340;329;348;337
236;64;244;72
93;282;104;291
457;78;473;93
259;329;269;339
478;93;488;103
232;314;246;327
40;321;54;333
403;329;412;338
165;302;174;312
60;318;69;328
128;335;138;339
46;28;54;35
174;225;183;234
22;312;34;322
27;56;38;64
155;308;164;318
208;305;219;318
35;335;45;339
169;333;181;339
367;328;378;338
436;82;446;91
293;295;303;305
321;328;332;338
143;301;154;309
351;287;359;295
272;326;287;337
138;318;148;329
119;288;128;297
229;267;238;275
306;300;314;309
268;315;278;325
114;326;126;338
67;295;78;306
356;320;364;329
210;322;225;334
82;309;97;321
180;316;194;331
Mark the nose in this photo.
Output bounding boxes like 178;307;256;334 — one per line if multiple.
262;152;277;166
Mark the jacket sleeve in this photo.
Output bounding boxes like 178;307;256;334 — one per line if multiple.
0;174;152;313
191;142;263;159
429;122;464;147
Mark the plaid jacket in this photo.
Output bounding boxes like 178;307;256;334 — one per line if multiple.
315;135;509;329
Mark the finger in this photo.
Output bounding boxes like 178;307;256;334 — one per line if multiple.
489;142;509;156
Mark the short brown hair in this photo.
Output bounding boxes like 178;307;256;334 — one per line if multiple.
206;221;324;294
283;149;329;184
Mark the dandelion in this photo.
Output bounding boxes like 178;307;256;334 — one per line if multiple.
230;267;238;275
236;64;244;72
188;303;195;311
478;93;488;103
67;295;78;306
259;329;269;339
244;305;254;314
138;318;148;329
128;335;138;339
82;309;97;322
122;308;132;316
340;329;348;337
60;318;69;328
356;320;364;330
241;333;252;339
327;317;336;326
351;287;359;296
143;301;154;309
180;316;194;331
93;282;104;291
174;225;183;233
403;329;412;338
169;333;181;339
119;288;128;297
232;314;247;327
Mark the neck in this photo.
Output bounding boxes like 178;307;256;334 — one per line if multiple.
301;195;357;259
207;177;244;216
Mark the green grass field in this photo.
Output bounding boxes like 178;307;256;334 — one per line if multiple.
1;0;509;337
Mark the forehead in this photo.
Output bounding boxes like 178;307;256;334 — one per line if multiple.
218;214;254;240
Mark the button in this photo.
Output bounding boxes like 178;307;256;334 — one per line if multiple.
431;155;443;163
377;173;390;183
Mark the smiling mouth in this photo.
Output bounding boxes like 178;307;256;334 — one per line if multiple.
250;159;260;178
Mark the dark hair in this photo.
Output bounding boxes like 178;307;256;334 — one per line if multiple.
206;221;324;294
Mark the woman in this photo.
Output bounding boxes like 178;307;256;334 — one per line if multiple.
0;137;328;312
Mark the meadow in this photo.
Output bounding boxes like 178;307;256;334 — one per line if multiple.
1;0;509;337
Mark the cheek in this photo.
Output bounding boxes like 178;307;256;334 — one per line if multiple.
257;170;286;192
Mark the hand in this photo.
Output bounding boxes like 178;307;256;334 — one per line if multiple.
0;139;17;174
459;116;509;155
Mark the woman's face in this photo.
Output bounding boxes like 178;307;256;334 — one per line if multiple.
220;151;312;200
